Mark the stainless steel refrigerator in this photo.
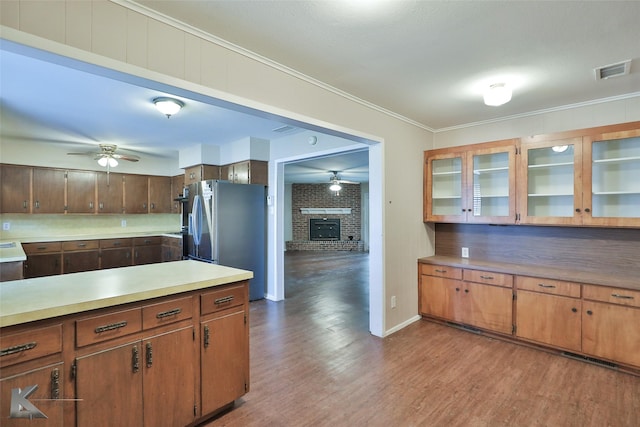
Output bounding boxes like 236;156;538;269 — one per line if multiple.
184;180;266;301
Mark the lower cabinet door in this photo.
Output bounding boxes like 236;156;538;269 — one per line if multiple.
201;308;248;415
75;342;143;427
464;282;513;334
0;363;64;426
419;276;460;321
516;290;582;352
143;327;196;427
582;301;640;368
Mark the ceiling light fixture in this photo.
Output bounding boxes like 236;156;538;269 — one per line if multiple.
329;183;342;192
552;145;569;153
153;97;184;118
97;156;118;167
483;83;512;106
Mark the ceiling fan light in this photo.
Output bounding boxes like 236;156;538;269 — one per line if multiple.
483;83;512;106
153;97;184;118
329;183;342;192
97;157;108;167
108;157;118;167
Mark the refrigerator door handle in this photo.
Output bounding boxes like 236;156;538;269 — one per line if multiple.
192;195;203;246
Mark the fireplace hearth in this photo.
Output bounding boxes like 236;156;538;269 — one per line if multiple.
309;218;340;241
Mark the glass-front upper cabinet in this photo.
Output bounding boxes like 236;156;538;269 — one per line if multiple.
425;151;466;223
518;137;583;225
424;140;516;224
583;129;640;227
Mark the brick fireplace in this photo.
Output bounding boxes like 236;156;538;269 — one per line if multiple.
286;183;365;251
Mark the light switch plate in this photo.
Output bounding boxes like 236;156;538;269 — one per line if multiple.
461;247;469;258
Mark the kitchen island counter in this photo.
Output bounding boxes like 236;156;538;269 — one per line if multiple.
0;260;252;327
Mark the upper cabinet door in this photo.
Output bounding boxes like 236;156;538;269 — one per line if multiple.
583;129;640;227
424;151;467;223
0;164;31;213
466;144;517;224
148;176;172;213
124;174;149;214
32;168;66;213
97;172;124;214
518;138;583;226
67;170;97;213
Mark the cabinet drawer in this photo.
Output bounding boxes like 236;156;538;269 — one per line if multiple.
419;264;462;279
76;308;142;347
516;276;581;298
22;241;61;254
142;297;193;330
0;324;62;368
464;269;513;288
62;240;99;251
100;238;133;248
133;236;162;246
583;285;640;308
201;284;247;315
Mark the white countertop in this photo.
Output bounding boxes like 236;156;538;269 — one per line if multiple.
0;260;252;327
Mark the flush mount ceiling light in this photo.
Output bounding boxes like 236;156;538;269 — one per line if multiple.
483;83;512;107
153;97;184;118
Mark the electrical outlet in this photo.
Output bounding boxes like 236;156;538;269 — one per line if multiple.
121;219;127;228
2;222;10;231
461;247;469;258
391;295;397;308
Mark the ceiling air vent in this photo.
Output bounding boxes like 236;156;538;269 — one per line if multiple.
594;59;631;80
272;125;297;133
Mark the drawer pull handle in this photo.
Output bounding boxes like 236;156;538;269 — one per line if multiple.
480;275;494;280
77;243;86;247
434;269;447;273
95;321;128;334
203;326;210;348
538;283;556;289
156;308;182;319
214;295;234;305
611;293;634;300
37;246;47;250
1;342;37;357
132;346;140;372
146;342;153;368
51;368;60;400
113;242;121;246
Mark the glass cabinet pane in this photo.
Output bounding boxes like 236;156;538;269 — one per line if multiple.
527;145;575;217
472;152;509;217
591;136;640;218
431;157;462;216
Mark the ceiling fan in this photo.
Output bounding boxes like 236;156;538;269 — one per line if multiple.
329;171;359;193
67;144;140;168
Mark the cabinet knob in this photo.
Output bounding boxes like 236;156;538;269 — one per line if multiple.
586;310;593;316
575;208;581;213
571;307;577;313
584;208;591;213
455;287;460;292
464;289;469;293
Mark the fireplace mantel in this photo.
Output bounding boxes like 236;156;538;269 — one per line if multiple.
300;208;352;215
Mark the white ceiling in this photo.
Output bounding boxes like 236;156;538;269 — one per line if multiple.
2;1;639;184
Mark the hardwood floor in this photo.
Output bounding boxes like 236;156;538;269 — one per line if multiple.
202;251;639;427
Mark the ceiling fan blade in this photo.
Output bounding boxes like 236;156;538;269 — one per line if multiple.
117;155;140;162
338;179;359;184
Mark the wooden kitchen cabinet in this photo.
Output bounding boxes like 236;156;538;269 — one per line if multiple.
22;242;62;278
582;285;640;368
0;164;31;213
0;324;64;426
99;238;133;269
424;140;516;224
515;276;583;352
66;170;97;213
32;168;66;213
185;164;220;185
62;240;100;274
148;176;172;213
75;340;143;427
221;160;268;185
171;174;185;213
200;284;249;415
418;265;513;335
124;174;149;214
162;236;183;262
97;172;124;213
133;237;162;265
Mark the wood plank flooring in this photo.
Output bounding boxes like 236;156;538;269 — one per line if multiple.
202;251;639;427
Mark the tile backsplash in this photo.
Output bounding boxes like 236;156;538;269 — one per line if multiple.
0;214;181;240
